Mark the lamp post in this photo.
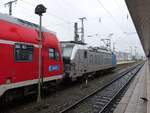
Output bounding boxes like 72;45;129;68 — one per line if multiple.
79;17;86;43
129;46;133;60
35;4;46;102
4;0;17;16
134;46;137;60
113;42;116;52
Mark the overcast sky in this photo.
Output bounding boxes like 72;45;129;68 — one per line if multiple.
0;0;145;56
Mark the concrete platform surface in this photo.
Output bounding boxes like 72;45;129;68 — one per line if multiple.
113;60;150;113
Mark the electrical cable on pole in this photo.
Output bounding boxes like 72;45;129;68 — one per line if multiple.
4;0;17;15
96;0;127;35
79;17;86;43
74;22;79;42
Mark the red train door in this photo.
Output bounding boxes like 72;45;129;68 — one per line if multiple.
42;44;61;81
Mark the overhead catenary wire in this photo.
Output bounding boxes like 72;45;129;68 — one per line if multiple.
59;0;87;18
15;3;37;19
113;0;123;12
96;0;127;35
16;0;120;32
8;0;135;36
3;0;74;31
19;0;72;24
112;0;131;23
50;0;75;19
19;0;95;26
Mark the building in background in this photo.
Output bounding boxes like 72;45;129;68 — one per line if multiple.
115;51;144;64
115;51;130;63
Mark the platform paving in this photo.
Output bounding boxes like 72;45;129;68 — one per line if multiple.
113;61;149;113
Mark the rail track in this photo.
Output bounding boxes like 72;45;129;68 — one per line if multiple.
59;63;144;113
0;62;139;113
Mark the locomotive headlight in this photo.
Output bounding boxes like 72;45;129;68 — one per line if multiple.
5;78;12;84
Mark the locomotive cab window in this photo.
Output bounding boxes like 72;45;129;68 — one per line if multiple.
49;48;59;60
15;44;34;61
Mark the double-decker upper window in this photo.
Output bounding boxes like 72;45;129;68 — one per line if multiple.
49;48;59;60
15;44;34;61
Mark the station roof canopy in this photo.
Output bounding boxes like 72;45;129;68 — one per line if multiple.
125;0;150;57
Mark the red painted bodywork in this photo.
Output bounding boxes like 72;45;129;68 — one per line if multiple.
0;19;64;85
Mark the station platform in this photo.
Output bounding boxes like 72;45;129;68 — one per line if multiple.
117;61;135;65
113;60;150;113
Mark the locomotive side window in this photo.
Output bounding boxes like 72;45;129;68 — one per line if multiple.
84;51;87;58
61;45;74;58
15;44;34;61
49;48;59;60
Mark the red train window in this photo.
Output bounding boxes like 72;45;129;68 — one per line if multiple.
48;48;59;60
15;44;34;62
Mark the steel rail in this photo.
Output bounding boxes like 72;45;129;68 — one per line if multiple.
59;63;144;113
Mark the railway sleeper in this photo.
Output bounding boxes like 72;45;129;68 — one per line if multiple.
95;101;106;106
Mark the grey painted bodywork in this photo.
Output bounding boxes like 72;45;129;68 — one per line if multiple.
61;42;113;80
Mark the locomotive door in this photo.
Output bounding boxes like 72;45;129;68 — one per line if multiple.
74;52;79;76
42;44;52;82
78;50;88;75
42;45;52;79
77;51;82;76
83;50;88;73
37;44;52;84
42;44;61;80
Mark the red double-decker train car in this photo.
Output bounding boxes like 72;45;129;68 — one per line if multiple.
0;13;64;99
